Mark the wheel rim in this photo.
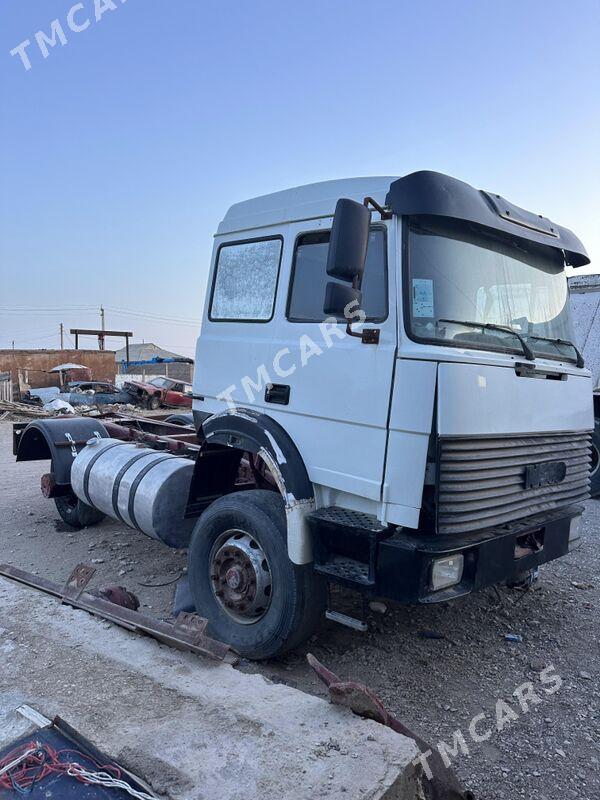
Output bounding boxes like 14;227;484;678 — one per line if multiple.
209;528;272;624
591;440;599;478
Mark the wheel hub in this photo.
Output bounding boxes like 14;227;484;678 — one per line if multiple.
210;530;272;623
225;567;243;590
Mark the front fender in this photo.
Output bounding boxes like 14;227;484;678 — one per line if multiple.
202;408;314;564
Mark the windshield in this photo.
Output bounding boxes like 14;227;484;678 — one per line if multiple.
405;217;576;362
150;377;171;389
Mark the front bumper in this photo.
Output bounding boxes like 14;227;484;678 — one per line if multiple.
375;505;583;604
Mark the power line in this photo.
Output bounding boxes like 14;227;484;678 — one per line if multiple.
0;305;96;312
6;331;58;342
0;305;200;326
105;307;199;325
0;310;97;317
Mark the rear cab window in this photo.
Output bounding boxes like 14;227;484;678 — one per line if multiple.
209;237;283;322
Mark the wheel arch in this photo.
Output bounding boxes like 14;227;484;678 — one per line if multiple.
201;408;315;564
16;418;109;485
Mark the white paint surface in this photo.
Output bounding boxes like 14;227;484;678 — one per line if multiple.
438;362;594;435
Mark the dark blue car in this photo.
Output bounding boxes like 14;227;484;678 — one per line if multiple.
61;381;134;407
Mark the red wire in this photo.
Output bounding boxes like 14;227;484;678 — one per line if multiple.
0;740;122;791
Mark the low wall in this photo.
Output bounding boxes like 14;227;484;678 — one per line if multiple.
0;350;116;390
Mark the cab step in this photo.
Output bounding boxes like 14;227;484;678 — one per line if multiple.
325;609;368;632
316;555;373;586
306;507;392;591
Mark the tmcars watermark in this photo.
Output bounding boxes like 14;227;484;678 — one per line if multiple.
9;0;129;72
216;301;366;409
413;664;563;781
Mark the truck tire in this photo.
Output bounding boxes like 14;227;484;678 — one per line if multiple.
591;419;600;498
147;394;161;411
187;490;325;659
54;491;105;529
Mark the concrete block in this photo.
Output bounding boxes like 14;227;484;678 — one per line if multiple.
0;577;419;799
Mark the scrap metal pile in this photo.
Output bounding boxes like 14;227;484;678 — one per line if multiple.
0;398;138;421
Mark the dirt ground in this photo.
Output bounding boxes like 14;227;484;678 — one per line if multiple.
0;420;598;800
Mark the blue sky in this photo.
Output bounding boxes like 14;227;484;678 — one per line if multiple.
1;0;598;355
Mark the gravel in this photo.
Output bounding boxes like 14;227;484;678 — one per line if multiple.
1;421;598;799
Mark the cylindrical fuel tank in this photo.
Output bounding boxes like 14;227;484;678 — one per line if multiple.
71;437;195;548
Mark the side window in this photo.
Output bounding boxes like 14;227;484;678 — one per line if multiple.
210;237;283;321
287;228;387;322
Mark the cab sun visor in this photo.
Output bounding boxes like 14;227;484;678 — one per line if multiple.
385;171;590;267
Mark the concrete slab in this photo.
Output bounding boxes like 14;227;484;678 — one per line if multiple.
0;577;419;800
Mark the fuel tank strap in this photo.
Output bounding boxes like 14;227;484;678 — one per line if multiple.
127;455;174;532
111;451;156;523
82;442;128;505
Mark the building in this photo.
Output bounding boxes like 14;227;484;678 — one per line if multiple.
114;342;194;383
570;274;600;388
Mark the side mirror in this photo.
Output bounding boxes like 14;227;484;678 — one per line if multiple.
323;282;362;318
326;198;371;283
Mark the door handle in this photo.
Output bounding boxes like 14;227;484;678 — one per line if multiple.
264;384;290;405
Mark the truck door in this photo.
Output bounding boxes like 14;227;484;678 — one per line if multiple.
266;220;397;509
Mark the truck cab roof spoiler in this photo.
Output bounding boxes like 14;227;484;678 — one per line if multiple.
385;170;590;267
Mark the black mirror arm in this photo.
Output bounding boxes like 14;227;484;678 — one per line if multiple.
343;248;381;345
344;321;380;344
363;196;393;220
345;280;380;344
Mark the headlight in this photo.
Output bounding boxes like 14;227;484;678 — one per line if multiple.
568;515;582;548
430;554;464;591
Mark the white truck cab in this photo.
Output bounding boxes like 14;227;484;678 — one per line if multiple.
15;171;595;659
194;171;593;580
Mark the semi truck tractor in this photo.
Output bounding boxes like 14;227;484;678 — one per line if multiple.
14;170;595;659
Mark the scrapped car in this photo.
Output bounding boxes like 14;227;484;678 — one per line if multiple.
123;377;193;410
61;381;133;407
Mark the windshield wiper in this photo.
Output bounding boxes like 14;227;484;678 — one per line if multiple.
526;334;585;368
437;318;535;361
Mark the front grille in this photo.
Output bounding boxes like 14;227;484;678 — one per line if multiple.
437;432;591;534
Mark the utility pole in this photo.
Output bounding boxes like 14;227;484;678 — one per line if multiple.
99;306;105;351
60;323;64;350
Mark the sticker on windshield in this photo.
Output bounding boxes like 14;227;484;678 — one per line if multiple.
412;278;434;317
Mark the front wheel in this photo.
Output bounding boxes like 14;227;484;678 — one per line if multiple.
590;419;600;498
187;490;325;659
147;394;161;411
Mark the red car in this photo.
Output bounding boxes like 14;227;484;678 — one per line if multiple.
124;377;193;410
